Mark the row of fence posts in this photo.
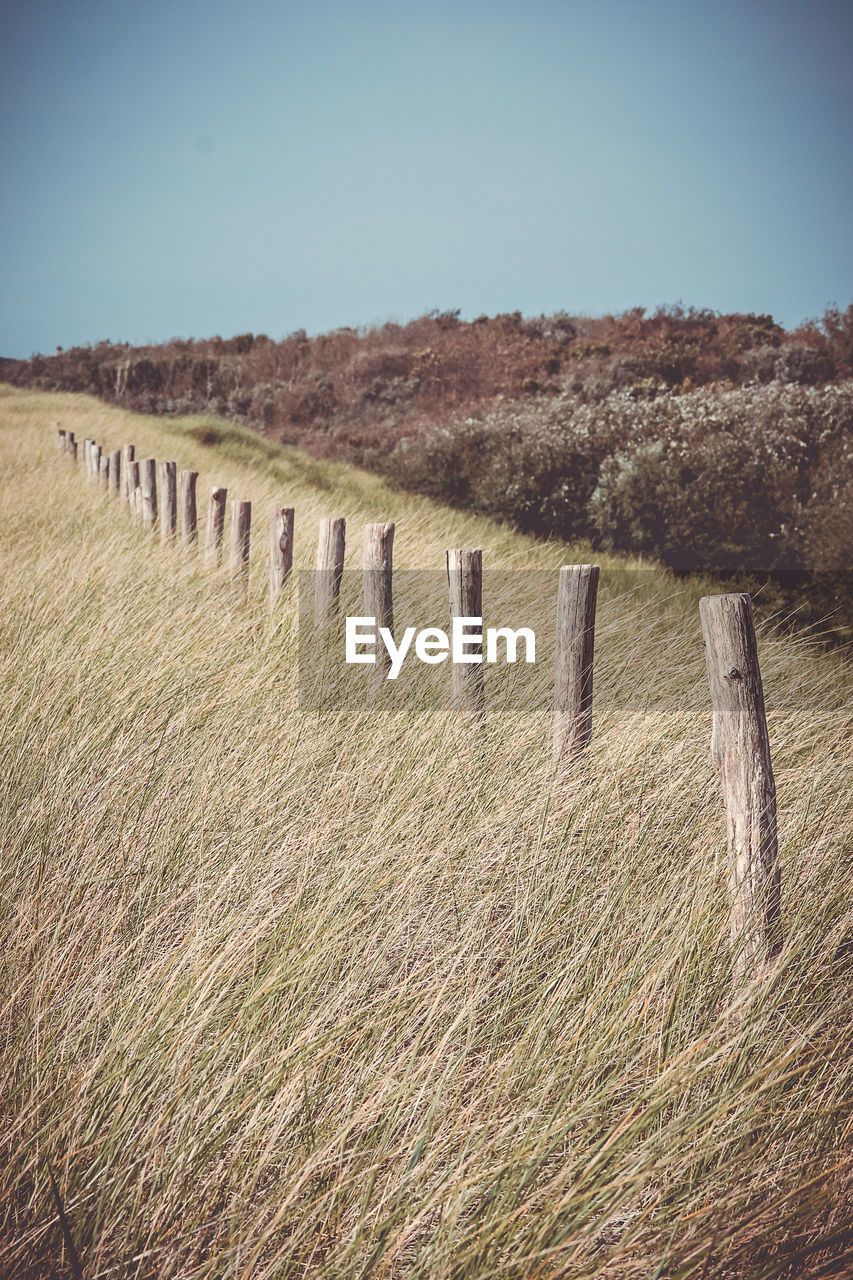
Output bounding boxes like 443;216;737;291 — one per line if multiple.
56;423;781;979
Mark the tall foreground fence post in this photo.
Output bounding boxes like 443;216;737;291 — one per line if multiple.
699;593;781;975
270;507;295;603
206;487;227;564
159;461;177;544
140;459;157;528
315;517;346;626
447;548;484;721
553;564;599;767
230;500;252;599
180;470;198;547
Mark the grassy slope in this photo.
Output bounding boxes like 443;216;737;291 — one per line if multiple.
1;386;851;1280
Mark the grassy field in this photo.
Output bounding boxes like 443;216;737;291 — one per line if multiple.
1;386;851;1279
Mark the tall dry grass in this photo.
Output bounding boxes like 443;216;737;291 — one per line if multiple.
1;387;851;1279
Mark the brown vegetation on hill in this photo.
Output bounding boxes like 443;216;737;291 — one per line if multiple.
8;304;853;455
6;303;853;642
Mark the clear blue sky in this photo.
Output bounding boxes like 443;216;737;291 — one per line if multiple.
2;0;851;358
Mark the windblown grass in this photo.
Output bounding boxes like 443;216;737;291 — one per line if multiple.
1;387;851;1279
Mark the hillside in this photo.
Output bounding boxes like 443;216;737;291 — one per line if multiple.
1;387;852;1279
8;306;853;646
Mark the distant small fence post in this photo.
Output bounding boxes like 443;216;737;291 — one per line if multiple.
230;500;252;598
315;517;346;626
122;445;135;503
56;427;66;450
270;507;295;603
206;486;227;564
69;438;78;462
553;564;600;767
65;431;76;457
364;522;395;676
108;449;121;498
140;459;157;528
90;444;102;484
699;593;782;975
129;461;141;521
446;548;484;720
98;454;109;489
180;470;199;547
159;461;177;544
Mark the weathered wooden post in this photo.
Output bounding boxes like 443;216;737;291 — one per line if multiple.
180;470;199;547
446;548;484;720
108;449;121;498
69;439;78;462
315;517;346;626
699;593;782;975
270;507;295;603
553;564;600;766
159;461;177;544
140;459;157;528
90;444;101;484
364;522;395;675
206;486;227;564
230;500;252;598
122;445;135;503
98;453;109;489
129;461;141;522
65;431;76;456
56;427;66;450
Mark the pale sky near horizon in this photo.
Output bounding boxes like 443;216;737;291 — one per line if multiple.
1;0;851;358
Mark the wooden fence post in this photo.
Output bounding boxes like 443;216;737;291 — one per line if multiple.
65;431;76;457
315;517;346;626
69;439;78;462
230;500;251;598
122;445;135;503
159;461;177;544
446;548;484;719
108;449;121;498
56;428;66;450
90;444;101;484
140;459;157;528
98;454;109;489
699;592;782;975
270;507;295;603
129;461;140;522
180;470;199;547
206;486;227;564
364;522;395;675
553;564;600;766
